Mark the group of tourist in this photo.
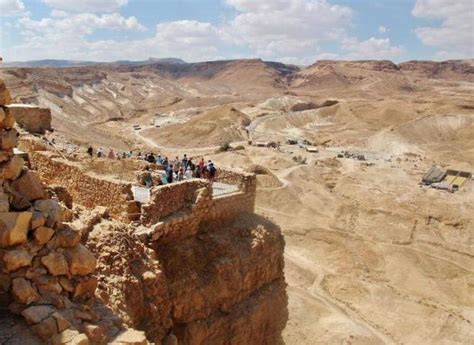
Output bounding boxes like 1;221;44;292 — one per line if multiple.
86;146;217;187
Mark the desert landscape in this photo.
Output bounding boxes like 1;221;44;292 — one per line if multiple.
1;57;473;344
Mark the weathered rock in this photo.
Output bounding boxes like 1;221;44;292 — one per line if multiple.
30;211;46;229
66;244;96;276
71;333;90;345
51;227;81;248
33;226;54;245
59;277;74;292
41;251;69;276
34;199;62;227
0;107;5;122
52;329;81;345
0;212;32;247
0;155;24;180
21;304;55;324
6;187;31;210
11;169;47;201
7;104;52;134
0;83;12;105
11;277;40;304
0;129;18;150
0;108;15;128
73;277;97;300
52;311;71;332
82;323;106;344
112;329;148;345
3;249;33;272
31;315;58;340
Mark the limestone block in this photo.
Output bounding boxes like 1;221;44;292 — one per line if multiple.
31;315;58;340
112;329;148;345
11;169;47;201
66;244;96;276
73;277;97;300
7;104;52;134
50;227;81;248
0;129;18;150
41;251;68;276
33;226;54;245
82;323;106;344
52;311;71;333
0;156;24;180
34;199;62;227
52;329;79;344
3;249;33;272
11;277;40;304
0;212;32;247
21;304;55;324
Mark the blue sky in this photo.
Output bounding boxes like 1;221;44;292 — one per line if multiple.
0;0;472;63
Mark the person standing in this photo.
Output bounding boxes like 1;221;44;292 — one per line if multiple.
97;147;104;158
185;167;193;179
166;164;174;184
87;146;93;157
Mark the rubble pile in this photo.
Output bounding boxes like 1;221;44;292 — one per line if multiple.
0;79;148;344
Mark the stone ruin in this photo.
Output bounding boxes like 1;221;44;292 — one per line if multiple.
0;79;149;344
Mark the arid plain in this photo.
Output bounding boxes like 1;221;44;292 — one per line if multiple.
2;58;473;344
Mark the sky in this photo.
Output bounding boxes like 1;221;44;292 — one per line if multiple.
0;0;473;64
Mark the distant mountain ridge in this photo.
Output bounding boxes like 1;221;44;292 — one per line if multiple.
1;57;187;68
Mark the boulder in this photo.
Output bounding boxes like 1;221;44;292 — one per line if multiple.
66;244;96;276
0;107;5;122
0;190;9;212
7;104;52;134
59;277;74;292
11;169;47;201
0;273;11;291
0;129;18;150
11;277;40;304
3;249;33;271
0;212;32;247
33;226;54;245
0;150;13;163
41;251;69;276
112;329;148;345
21;304;55;324
71;333;90;345
0;155;24;180
34;199;62;228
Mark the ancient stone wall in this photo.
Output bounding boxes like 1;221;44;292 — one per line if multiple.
7;104;52;134
28;150;136;221
138;170;257;243
0;79;149;345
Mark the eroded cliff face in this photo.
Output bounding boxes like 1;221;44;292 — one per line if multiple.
86;214;287;345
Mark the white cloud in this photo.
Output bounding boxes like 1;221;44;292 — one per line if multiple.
18;12;145;36
50;9;68;18
227;0;352;60
412;0;474;59
0;0;25;16
378;25;387;34
42;0;128;13
341;37;404;60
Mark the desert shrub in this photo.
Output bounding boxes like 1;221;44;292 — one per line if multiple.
233;145;245;151
217;142;231;153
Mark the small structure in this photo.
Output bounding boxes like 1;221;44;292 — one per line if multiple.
422;165;446;185
306;146;319;153
445;169;472;188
